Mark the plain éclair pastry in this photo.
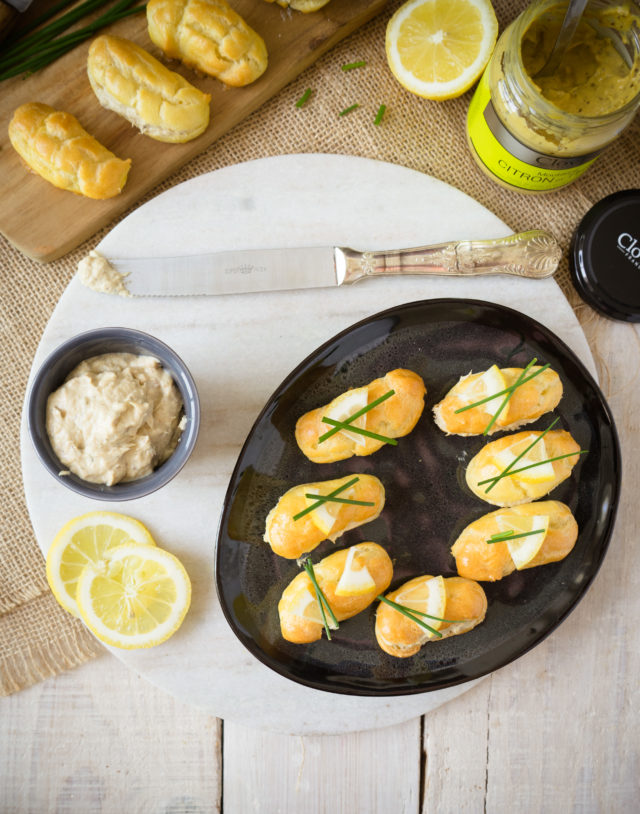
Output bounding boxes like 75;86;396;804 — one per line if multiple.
147;0;268;87
263;0;331;12
375;575;487;658
451;501;579;582
87;35;211;143
295;369;427;464
278;542;393;644
465;429;582;507
8;102;131;199
264;474;385;559
433;365;563;436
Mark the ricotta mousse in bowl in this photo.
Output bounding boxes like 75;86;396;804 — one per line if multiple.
27;327;200;500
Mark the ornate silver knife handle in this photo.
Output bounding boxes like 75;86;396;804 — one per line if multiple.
335;230;561;284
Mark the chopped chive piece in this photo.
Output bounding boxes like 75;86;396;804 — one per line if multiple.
483;417;559;493
341;60;366;71
304;558;338;640
318;388;395;444
374;104;386;125
454;362;550;414
293;476;360;521
487;528;547;544
320;417;398;446
339;104;360;117
483;359;538;436
478;450;587;487
295;88;313;108
304;493;375;507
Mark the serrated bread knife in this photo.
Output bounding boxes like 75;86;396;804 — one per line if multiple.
101;230;561;297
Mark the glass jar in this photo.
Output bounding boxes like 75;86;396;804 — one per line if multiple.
466;0;640;192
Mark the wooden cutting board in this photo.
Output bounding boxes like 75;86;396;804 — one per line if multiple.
0;0;388;262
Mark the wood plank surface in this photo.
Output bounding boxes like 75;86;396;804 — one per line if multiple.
0;653;222;813
0;0;388;262
223;717;421;812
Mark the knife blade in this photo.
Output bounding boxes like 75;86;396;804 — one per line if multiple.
98;230;561;297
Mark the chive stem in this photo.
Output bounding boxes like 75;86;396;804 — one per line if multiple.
454;362;550;414
482;417;559;493
318;388;395;444
304;493;375;507
0;0;144;80
482;359;537;436
487;528;547;543
320;417;398;446
341;60;366;71
339;103;360;117
373;104;386;125
293;476;360;521
377;595;450;638
478;450;587;487
295;88;312;108
304;558;339;639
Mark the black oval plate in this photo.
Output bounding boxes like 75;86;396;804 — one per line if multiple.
215;299;620;696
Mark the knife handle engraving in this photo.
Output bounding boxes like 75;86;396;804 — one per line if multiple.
336;230;561;284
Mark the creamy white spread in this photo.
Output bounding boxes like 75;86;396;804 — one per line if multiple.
46;353;184;486
77;251;130;297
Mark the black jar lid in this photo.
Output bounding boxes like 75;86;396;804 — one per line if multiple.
570;189;640;322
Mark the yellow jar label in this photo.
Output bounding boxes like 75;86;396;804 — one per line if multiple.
467;72;600;191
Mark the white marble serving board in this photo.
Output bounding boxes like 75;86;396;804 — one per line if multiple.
21;155;596;735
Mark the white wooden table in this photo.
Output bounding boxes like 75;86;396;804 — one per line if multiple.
2;308;638;813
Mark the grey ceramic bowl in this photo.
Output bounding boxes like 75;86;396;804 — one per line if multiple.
27;327;200;501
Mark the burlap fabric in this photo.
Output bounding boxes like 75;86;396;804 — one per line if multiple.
1;0;638;695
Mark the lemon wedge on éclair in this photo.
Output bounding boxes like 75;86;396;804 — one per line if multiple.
75;542;191;649
385;0;499;101
335;545;377;596
496;514;550;569
304;482;357;537
324;387;369;446
46;511;155;617
396;575;447;636
456;364;508;418
491;434;556;484
287;581;337;627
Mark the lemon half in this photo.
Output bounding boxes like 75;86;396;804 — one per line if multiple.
75;543;191;649
385;0;499;100
46;512;156;617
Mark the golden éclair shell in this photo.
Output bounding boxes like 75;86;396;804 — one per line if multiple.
295;369;426;464
278;542;393;644
451;501;579;582
264;474;385;559
465;429;582;507
375;575;487;658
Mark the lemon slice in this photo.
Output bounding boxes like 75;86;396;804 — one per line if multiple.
496;514;550;569
396;575;446;636
335;546;376;596
325;387;369;446
492;435;555;484
456;365;508;418
385;0;499;100
75;543;191;649
46;512;155;617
